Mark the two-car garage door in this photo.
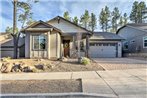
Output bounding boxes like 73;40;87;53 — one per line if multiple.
89;43;117;58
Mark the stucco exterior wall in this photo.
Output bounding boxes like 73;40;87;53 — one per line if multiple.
118;26;147;53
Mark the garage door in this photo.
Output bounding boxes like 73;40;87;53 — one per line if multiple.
89;43;117;58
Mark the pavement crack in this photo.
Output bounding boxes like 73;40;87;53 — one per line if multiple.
95;71;119;97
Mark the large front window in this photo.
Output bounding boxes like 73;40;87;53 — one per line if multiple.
143;36;147;48
33;35;46;50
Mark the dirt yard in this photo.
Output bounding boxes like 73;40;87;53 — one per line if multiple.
1;79;82;93
0;59;104;73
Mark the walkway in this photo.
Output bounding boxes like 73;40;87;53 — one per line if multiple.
0;68;147;98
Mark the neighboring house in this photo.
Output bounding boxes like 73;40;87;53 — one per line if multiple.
117;23;147;57
0;33;25;58
89;32;123;58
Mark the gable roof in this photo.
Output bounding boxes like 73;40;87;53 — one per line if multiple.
90;32;124;41
21;20;62;33
47;16;92;34
116;23;147;34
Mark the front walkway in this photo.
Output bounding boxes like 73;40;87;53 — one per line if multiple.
1;68;147;98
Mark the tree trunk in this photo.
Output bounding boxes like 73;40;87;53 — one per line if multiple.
13;0;17;59
13;36;18;59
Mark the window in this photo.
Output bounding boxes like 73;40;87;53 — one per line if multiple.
33;35;46;50
143;36;147;48
123;41;128;50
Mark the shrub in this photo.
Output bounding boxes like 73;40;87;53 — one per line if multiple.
1;57;11;62
80;57;90;65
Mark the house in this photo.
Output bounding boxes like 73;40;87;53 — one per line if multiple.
1;16;124;59
89;32;123;58
117;23;147;57
0;33;25;58
21;16;91;59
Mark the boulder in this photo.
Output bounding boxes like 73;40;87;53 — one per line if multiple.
46;63;54;69
1;63;12;73
35;64;45;70
22;66;33;72
11;63;23;72
61;57;68;62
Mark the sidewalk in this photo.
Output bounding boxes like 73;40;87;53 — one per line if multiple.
0;68;147;98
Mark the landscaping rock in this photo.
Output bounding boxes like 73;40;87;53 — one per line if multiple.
0;62;3;70
35;64;45;70
1;63;12;73
22;66;33;72
11;63;23;72
61;57;68;62
46;63;55;69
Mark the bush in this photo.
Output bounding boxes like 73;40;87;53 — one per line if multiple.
1;57;11;62
80;57;90;65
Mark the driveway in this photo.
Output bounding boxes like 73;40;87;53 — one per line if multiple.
93;58;147;70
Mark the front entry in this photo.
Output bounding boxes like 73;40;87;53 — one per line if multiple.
63;40;70;57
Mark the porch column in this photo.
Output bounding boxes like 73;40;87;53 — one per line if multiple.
47;31;50;59
86;34;89;57
72;35;76;49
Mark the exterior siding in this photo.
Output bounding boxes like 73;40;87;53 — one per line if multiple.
48;19;87;33
118;27;147;53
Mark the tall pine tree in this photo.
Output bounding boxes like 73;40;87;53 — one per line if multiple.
89;13;97;32
130;1;147;23
111;7;120;32
80;10;90;29
99;6;110;32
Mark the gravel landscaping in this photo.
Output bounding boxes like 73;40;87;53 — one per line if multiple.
0;59;104;73
1;79;82;94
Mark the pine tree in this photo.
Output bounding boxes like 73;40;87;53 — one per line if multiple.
80;10;90;29
130;1;147;23
73;16;79;24
63;11;71;21
138;1;147;23
111;7;120;32
99;6;110;32
89;13;97;32
130;1;139;23
99;8;105;32
119;16;123;27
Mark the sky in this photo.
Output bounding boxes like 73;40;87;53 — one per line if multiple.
0;0;147;32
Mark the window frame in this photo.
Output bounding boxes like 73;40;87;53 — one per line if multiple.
143;36;147;48
32;34;47;51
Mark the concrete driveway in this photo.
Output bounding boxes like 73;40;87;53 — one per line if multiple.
93;58;147;70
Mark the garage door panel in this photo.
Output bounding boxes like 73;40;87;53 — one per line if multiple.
89;43;117;58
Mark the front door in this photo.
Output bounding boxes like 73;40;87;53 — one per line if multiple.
63;40;70;57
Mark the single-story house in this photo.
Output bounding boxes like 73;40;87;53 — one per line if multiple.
21;16;91;59
89;32;123;58
1;16;124;59
0;33;25;58
116;23;147;57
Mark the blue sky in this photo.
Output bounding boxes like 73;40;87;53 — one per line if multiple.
0;0;147;32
